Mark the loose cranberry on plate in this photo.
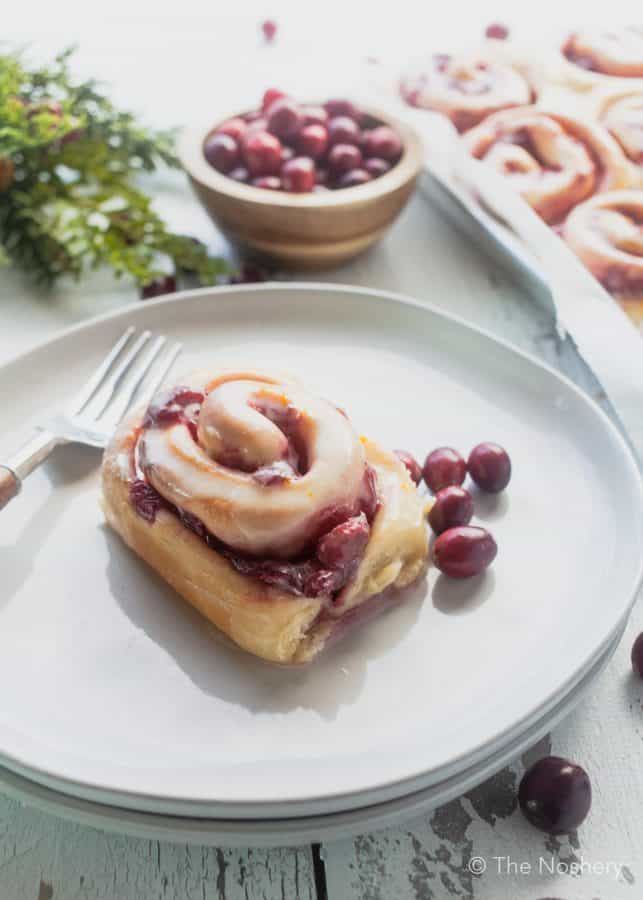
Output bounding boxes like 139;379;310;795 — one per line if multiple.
394;449;422;485
362;125;403;161
428;486;474;535
324;99;361;121
261;19;278;42
338;168;371;188
485;22;509;40
266;98;303;140
328;143;363;175
468;442;511;493
298;124;329;159
252;175;282;190
204;133;240;174
364;157;391;178
519;756;591;834
281;156;315;192
243;131;282;176
217;117;247;142
423;447;467;492
302;105;329;127
632;632;643;677
433;526;497;578
327;116;361;147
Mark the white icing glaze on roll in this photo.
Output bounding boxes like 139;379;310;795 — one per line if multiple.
562;28;643;79
138;370;368;559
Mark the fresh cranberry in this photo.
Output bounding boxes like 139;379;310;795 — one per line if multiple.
298;124;328;159
262;88;285;111
485;22;509;40
423;447;467;492
130;479;165;523
327;116;361;147
433;526;497;578
428;487;474;535
468;442;511;493
252;175;282;190
316;513;370;570
242;117;269;142
338;168;371;188
217;117;247;142
519;757;591;834
140;275;177;299
360;465;380;522
302;105;329;126
364;157;391;178
328;143;363;175
203;133;240;173
362;126;402;162
243;131;282;176
394;450;422;485
324;99;361;122
267;98;303;140
261;19;277;42
632;633;643;677
228;166;250;183
281;156;315;192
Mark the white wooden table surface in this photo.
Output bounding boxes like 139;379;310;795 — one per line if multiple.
2;4;643;898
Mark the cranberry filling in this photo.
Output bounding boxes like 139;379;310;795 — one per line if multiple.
143;386;204;430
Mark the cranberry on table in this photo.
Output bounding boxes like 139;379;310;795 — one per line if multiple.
140;275;177;300
302;105;329;126
252;175;281;189
327;116;361;147
428;486;474;535
261;19;277;42
266;98;303;140
262;88;286;111
632;632;643;677
338;168;371;188
324;99;361;121
364;157;391;178
422;447;467;492
394;450;422;485
328;143;363;175
204;133;240;174
228;166;250;183
519;756;591;834
468;442;511;493
216;117;247;142
243;131;282;176
362;125;403;161
433;526;497;578
298;124;329;159
281;156;315;192
485;22;509;40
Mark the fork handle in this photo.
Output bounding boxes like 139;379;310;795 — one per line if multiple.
0;430;61;510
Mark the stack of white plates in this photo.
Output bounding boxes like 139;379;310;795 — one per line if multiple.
1;286;640;846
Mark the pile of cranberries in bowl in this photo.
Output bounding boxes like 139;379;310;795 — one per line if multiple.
203;89;404;193
396;441;511;579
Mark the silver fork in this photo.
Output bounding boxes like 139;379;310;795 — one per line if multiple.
0;327;182;510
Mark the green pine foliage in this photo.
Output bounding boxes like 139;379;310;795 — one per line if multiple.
0;47;229;288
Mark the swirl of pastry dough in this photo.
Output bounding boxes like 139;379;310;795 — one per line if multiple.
401;50;532;133
562;28;643;79
464;107;632;224
137;370;369;559
592;88;643;186
563;190;643;316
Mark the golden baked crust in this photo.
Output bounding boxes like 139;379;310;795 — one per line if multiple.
102;404;429;665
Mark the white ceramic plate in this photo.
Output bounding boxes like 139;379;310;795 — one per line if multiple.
0;619;624;847
1;284;641;818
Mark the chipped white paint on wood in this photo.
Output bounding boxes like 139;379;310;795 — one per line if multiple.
2;7;643;897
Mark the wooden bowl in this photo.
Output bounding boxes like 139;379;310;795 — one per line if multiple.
178;107;423;269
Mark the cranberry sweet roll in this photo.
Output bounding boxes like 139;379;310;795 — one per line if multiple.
563;191;643;325
102;369;429;664
593;88;643;186
464;107;632;226
557;28;643;91
400;49;532;133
